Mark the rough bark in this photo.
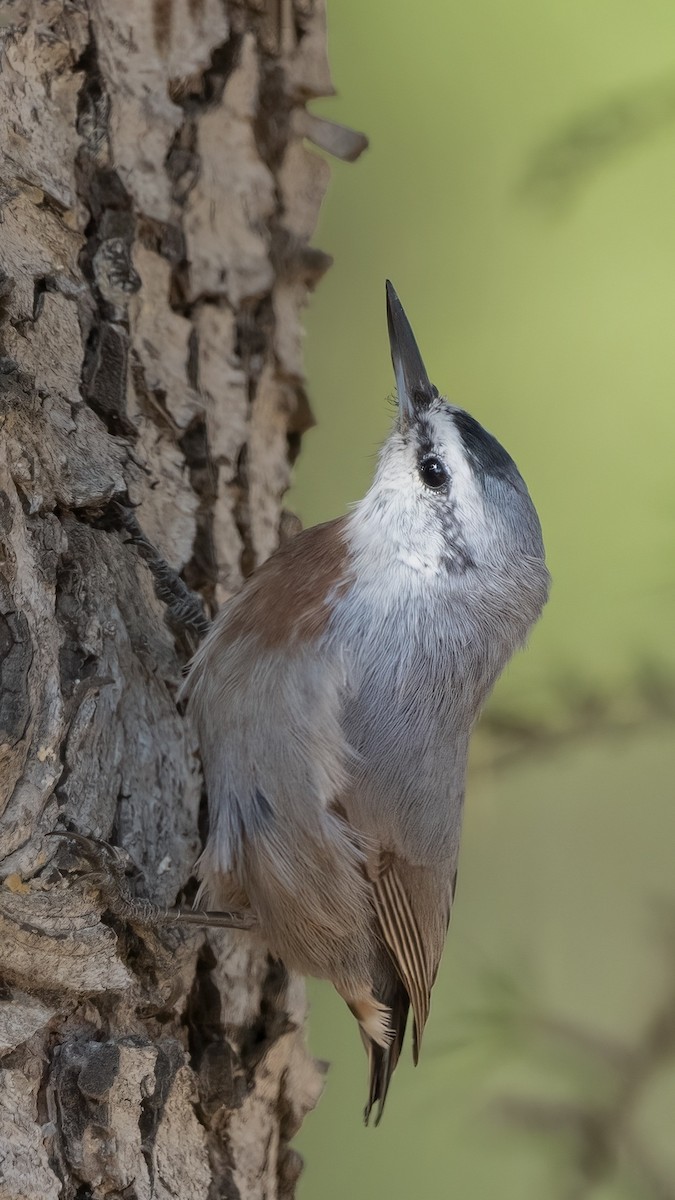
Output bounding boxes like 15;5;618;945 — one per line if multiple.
0;2;362;1195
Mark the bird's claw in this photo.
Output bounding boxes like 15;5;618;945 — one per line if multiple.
49;830;131;870
49;830;257;933
48;831;150;922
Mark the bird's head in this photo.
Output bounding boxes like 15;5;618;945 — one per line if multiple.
351;282;548;602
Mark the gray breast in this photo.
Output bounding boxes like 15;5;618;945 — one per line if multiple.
329;593;479;865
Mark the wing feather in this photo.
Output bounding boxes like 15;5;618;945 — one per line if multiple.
372;861;432;1059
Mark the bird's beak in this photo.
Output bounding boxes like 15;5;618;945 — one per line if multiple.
385;280;435;429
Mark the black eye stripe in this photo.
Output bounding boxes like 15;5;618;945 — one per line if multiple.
418;455;449;489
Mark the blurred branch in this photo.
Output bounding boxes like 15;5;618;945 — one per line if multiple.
529;1013;632;1073
520;69;675;210
492;965;675;1198
475;663;675;772
454;958;633;1069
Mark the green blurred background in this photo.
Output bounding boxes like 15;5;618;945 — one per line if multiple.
287;2;675;1197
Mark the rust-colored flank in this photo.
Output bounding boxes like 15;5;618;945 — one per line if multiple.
223;516;353;648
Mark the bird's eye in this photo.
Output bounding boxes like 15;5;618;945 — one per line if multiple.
418;455;449;489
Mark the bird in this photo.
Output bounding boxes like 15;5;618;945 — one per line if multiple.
181;281;549;1123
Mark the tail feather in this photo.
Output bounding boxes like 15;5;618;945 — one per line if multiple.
362;980;409;1126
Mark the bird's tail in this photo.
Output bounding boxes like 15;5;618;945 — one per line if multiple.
360;979;410;1126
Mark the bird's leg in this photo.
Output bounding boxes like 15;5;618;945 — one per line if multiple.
49;832;257;932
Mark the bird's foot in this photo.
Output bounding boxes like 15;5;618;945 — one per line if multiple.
49;831;257;932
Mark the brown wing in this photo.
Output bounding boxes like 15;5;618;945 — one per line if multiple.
371;854;453;1062
209;516;352;649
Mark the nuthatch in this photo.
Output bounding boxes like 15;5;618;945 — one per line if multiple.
182;282;549;1122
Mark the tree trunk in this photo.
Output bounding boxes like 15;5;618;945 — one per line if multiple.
0;3;360;1195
